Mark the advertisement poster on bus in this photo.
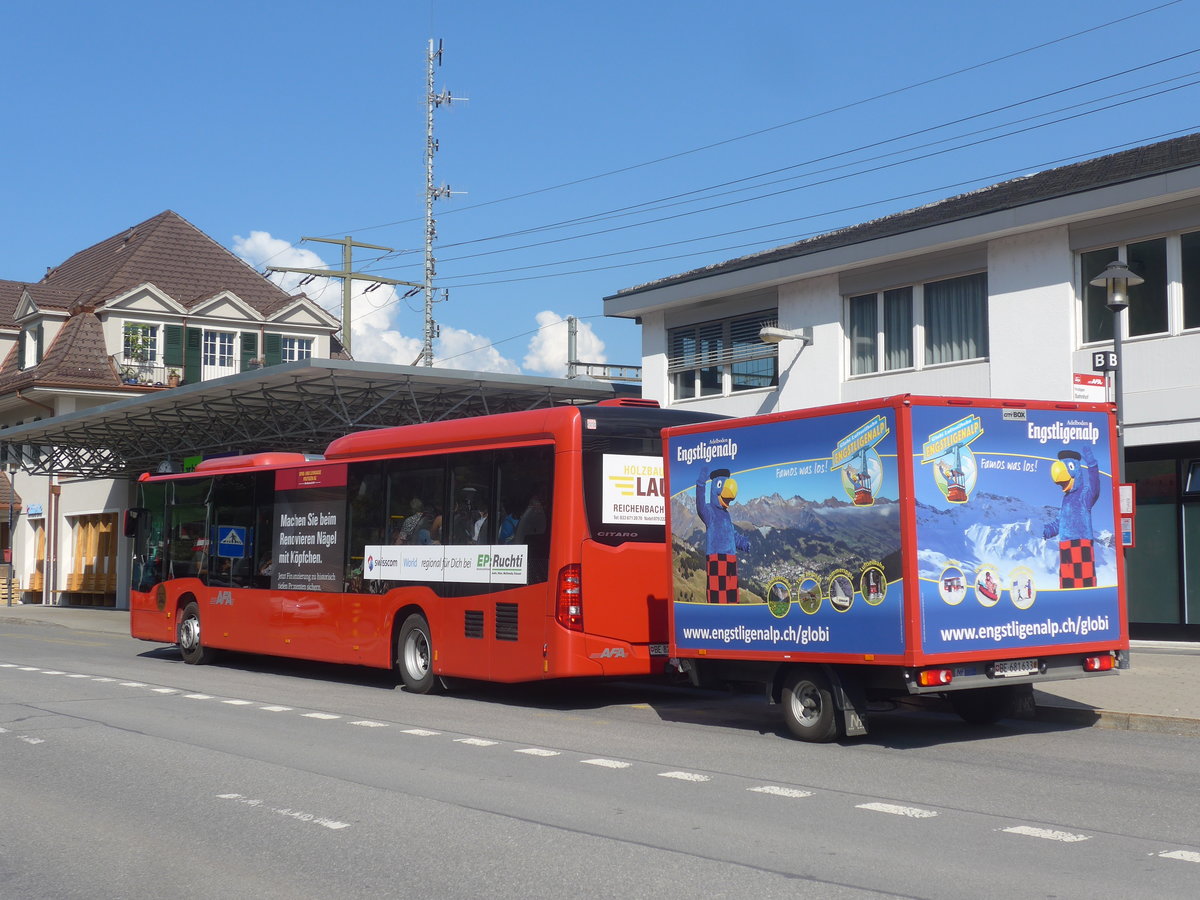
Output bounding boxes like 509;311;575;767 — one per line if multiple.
668;408;905;656
911;404;1122;653
272;464;347;592
361;543;529;585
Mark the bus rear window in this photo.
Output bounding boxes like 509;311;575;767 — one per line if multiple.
582;435;667;546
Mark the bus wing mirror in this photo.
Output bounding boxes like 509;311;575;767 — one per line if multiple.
124;508;148;538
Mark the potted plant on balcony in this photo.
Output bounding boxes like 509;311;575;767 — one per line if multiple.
167;369;181;388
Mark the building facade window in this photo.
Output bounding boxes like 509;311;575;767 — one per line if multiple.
202;330;235;367
1080;235;1181;343
122;323;159;363
668;310;778;400
281;337;314;362
847;272;987;376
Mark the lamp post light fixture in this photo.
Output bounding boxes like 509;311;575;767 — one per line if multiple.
758;325;813;346
1088;260;1143;483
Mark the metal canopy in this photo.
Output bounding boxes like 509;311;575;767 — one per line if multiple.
0;359;622;479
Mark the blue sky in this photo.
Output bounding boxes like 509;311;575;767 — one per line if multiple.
3;0;1198;375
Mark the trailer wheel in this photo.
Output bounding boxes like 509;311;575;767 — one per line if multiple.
397;613;439;694
177;601;214;665
782;668;839;742
949;686;1017;725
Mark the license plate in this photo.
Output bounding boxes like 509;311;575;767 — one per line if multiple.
648;643;669;657
993;658;1038;677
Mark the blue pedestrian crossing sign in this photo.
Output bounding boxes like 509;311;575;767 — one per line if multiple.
216;525;248;559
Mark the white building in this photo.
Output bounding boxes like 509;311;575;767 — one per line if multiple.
605;132;1200;640
0;211;341;607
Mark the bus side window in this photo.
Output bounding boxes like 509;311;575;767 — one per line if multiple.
495;446;553;584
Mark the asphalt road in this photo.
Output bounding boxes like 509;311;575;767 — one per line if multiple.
3;621;1199;899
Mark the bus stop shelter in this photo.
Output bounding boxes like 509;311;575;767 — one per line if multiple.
0;359;624;479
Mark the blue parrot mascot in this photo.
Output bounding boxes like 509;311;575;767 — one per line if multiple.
696;466;751;603
1043;445;1100;588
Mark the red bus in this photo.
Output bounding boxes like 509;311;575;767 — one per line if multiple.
128;400;717;690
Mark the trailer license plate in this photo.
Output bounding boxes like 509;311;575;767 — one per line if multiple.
994;658;1037;677
649;644;668;656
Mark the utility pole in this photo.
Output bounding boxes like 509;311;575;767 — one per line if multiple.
268;236;419;358
419;38;465;366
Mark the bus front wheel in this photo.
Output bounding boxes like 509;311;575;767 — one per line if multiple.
398;613;439;694
178;601;214;665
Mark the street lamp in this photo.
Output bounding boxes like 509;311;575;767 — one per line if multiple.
758;325;813;346
1088;260;1143;483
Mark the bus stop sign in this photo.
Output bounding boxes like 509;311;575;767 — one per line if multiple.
216;525;248;559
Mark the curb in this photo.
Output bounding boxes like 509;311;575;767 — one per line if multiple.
1033;704;1200;737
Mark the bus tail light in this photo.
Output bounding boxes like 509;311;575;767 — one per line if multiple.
917;668;953;687
1083;654;1115;672
556;564;583;632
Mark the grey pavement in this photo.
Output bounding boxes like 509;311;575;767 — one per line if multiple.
2;602;1198;736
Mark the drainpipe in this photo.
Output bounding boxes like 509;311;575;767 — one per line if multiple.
15;390;56;417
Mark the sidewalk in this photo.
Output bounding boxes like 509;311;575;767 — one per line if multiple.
2;603;1198;736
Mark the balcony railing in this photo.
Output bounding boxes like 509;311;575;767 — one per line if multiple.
112;356;177;387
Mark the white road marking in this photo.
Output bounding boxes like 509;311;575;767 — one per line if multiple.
152;688;178;694
581;758;631;769
659;771;711;782
1002;825;1090;842
515;748;560;757
857;802;938;818
65;673;89;678
91;677;117;683
748;786;813;799
260;706;293;712
0;663;17;668
119;682;146;687
221;699;254;706
455;738;498;746
41;670;65;675
402;728;440;736
216;794;351;830
20;736;45;745
1158;850;1200;863
302;712;341;720
18;667;39;671
349;720;389;728
184;693;213;700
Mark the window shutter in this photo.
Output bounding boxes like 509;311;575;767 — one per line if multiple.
184;327;203;381
35;323;44;363
17;329;26;371
263;333;282;367
164;325;184;366
240;332;258;370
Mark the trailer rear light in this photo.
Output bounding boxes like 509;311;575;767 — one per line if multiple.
555;564;583;632
1083;654;1115;672
917;668;953;686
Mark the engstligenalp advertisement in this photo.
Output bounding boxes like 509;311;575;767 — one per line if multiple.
668;408;905;656
912;405;1121;653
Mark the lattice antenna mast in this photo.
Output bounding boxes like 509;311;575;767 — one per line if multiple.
421;38;466;366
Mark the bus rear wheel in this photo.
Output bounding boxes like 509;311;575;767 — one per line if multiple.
178;601;214;665
398;613;439;694
781;667;839;742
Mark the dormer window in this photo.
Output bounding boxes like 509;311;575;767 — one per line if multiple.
17;323;44;371
123;323;159;363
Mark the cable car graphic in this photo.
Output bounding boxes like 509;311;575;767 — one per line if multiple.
846;447;874;506
936;443;969;503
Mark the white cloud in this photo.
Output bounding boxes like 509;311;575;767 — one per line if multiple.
523;310;606;377
233;230;523;373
